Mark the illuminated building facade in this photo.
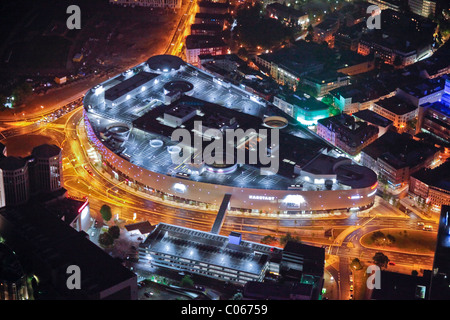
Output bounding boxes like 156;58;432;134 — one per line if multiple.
30;144;62;194
371;96;418;132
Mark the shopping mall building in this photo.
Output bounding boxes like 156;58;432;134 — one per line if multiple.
82;55;378;214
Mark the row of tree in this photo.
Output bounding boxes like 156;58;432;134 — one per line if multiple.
98;204;120;247
260;232;302;246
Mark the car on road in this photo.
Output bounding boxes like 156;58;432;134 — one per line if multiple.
423;225;433;231
350;285;353;291
417;222;424;227
84;165;95;176
388;261;396;266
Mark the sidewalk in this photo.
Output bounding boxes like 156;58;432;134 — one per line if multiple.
400;197;437;222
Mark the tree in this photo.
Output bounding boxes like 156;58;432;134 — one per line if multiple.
371;231;385;243
393;55;403;67
108;225;120;239
98;232;114;247
280;232;301;246
386;234;396;245
100;204;112;222
235;2;293;49
230;292;243;300
0;95;6;107
11;82;32;106
181;275;194;288
237;47;249;59
261;235;278;245
350;258;363;270
372;252;390;269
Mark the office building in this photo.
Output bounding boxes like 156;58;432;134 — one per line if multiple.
409;161;450;212
302;71;350;97
408;0;436;18
396;77;446;107
372;96;418;132
317;114;379;156
30;144;62;194
370;270;432;300
185;35;228;66
0;157;29;207
273;91;330;126
266;3;309;27
418;77;450;141
194;13;226;26
430;205;450;299
313;16;340;47
198;1;229;14
190;24;223;36
280;241;325;299
367;0;401;11
353;109;393;138
361;131;439;190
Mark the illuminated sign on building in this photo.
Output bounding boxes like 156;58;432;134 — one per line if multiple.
282;194;306;208
249;195;276;201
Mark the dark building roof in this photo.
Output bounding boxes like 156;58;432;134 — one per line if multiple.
185;35;226;50
283;241;325;263
124;221;155;234
277;91;329;111
411;160;450;191
31;144;61;158
375;96;417;115
317;113;379;148
353;109;393;128
0;243;25;282
398;77;446;99
198;1;229;9
371;270;431;300
362;131;439;169
0;204;137;299
195;12;226;19
43;197;87;225
0;156;27;171
190;23;223;32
